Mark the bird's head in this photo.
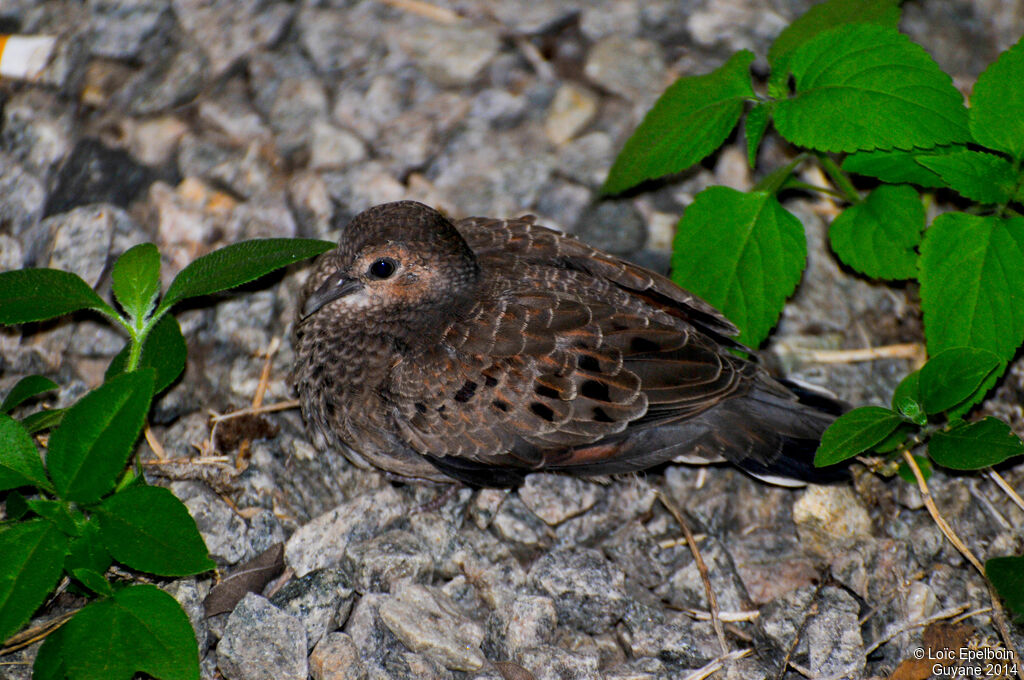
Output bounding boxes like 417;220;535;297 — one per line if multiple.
299;201;480;341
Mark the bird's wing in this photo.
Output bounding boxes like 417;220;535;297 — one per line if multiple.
384;216;751;477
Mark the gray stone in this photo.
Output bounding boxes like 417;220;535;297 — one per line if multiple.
177;134;273;200
173;0;293;76
172;480;251;565
574;200;648;256
493;493;550;546
119;35;210;115
394;23;501;88
626;620;712;669
602;520;672;589
806;587;866;679
269;569;355;651
0;155;46;240
344;592;454;679
164;578;210;652
217;593;307;680
379;581;486;672
580;0;642;41
1;89;74;179
285;486;407;577
297;4;387;76
792;484;873;557
486;594;557;657
481;0;578;34
88;0;171;60
469;488;509;529
309;632;367;680
584;36;666;101
529;547;628;634
268;77;330;156
545;83;599;145
45;205;118;287
515;645;601;680
309;121;368;170
557;131;615;187
657;537;752;612
519;473;604;525
342;529;434;593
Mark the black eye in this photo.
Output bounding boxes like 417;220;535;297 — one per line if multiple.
368;258;397;279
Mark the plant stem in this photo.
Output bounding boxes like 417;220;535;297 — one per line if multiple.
817;154;861;204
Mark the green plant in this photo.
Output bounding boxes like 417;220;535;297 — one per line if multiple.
0;238;333;678
603;0;1024;622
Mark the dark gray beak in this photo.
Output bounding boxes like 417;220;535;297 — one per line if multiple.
302;271;363;318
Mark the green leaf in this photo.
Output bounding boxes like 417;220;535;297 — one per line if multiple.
841;147;956;188
919;214;1024;363
107;314;187;394
897;453;932;483
20;408;65;434
601;50;756;195
0;268;118;325
918;347;1002;415
672;187;806;346
158;238;336;314
929;417;1024;470
26;499;80;537
33;622;67;680
815;406;903;466
70;568;114;597
0;375;58;413
96;485;215;577
986;556;1024;621
773;25;969;153
56;584;200;680
767;0;901;71
891;370;923;419
111;243;161;323
828;184;924;280
0;413;52;493
745;101;771;168
916;150;1018;204
46;370;156;503
0;519;70;642
5;490;29;520
65;519;112;577
873;423;914;453
970;36;1024;160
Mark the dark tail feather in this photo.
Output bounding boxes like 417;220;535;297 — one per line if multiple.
552;380;849;485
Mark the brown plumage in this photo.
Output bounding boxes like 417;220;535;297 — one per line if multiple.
292;201;844;487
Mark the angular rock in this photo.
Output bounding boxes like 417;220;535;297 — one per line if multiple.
793;485;873;556
379;581;486;672
269;569;356;651
216;593;307;680
342;529;434;592
394;23;500;88
309;632;368;680
285;485;406;577
519;473;604;525
584;36;665;101
529;547;628;634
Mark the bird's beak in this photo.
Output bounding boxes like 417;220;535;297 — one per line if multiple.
302;271;363;318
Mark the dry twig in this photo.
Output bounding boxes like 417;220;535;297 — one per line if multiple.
901;450;1020;663
655;489;729;656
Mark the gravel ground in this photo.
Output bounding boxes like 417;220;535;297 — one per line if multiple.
1;1;1023;679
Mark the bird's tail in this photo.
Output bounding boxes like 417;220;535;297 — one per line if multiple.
552;378;848;485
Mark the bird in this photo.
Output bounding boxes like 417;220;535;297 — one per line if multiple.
292;200;845;488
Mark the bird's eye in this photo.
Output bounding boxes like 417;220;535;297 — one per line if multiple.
368;258;397;280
